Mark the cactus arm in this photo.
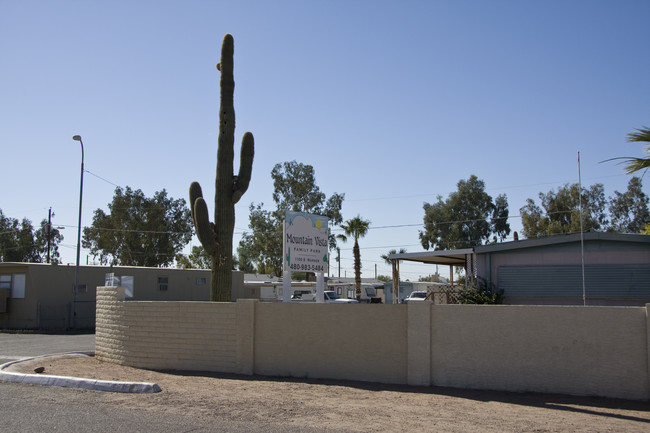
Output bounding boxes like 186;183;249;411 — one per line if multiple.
193;196;218;256
232;131;254;204
189;181;204;224
190;181;218;256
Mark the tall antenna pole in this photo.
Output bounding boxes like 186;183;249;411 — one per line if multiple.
578;151;586;306
47;207;52;264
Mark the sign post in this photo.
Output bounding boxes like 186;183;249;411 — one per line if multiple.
282;211;329;302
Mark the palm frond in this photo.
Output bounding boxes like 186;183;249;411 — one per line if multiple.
623;158;650;174
602;126;650;175
626;126;650;143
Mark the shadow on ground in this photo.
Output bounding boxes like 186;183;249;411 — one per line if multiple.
154;368;650;424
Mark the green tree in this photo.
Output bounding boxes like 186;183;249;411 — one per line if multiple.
34;218;64;263
339;216;371;299
419;175;510;250
238;161;345;276
175;246;214;269
608;177;649;233
491;193;510;242
235;232;261;273
271;161;345;249
520;183;607;238
238;204;283;275
0;209;63;263
0;210;36;262
83;187;193;267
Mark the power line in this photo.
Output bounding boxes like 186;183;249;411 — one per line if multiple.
0;208;603;240
344;173;631;202
85;170;120;187
82;226;189;235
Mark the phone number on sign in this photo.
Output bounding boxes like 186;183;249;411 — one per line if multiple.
289;263;326;272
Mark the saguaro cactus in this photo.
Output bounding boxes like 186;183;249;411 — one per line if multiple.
190;34;254;301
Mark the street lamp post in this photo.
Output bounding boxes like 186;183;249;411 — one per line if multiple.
72;135;85;329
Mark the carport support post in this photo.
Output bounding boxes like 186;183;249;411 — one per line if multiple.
316;272;324;302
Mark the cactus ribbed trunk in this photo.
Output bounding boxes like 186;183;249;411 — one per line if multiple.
190;34;254;302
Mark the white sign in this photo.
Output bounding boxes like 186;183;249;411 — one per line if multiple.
283;211;329;274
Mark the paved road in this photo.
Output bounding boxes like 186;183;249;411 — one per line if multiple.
0;332;95;365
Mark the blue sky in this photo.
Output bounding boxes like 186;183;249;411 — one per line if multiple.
2;0;649;281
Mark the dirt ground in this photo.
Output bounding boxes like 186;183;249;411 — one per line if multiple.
6;354;650;432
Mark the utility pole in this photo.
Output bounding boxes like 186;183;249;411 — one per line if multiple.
47;207;52;264
72;135;85;329
578;151;586;306
336;247;341;278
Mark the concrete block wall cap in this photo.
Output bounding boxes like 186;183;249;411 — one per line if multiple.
0;352;161;394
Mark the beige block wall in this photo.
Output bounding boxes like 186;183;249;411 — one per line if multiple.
96;286;241;373
95;287;650;400
430;304;650;400
253;303;408;384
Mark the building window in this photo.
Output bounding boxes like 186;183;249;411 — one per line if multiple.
122;276;134;298
0;274;26;298
196;277;207;285
158;276;168;291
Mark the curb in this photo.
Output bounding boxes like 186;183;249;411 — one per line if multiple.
0;352;162;393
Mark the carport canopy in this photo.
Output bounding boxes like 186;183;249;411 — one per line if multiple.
386;248;474;303
387;248;473;266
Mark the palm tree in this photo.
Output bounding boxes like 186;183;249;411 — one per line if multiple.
339;216;371;299
380;248;407;265
606;126;650;174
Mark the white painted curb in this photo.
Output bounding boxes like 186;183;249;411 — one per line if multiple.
0;352;161;393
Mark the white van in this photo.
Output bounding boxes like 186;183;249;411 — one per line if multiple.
291;289;357;303
324;290;358;303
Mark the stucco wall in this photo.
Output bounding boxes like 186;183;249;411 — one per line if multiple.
95;287;650;400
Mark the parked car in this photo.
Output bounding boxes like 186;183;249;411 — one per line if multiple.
291;289;315;301
404;291;429;303
324;290;358;303
359;284;383;303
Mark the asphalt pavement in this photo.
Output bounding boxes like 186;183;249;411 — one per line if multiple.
0;332;162;393
0;332;95;365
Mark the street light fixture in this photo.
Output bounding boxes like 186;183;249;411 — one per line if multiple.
72;135;84;329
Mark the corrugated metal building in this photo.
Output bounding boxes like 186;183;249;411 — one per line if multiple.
389;232;650;306
475;232;650;305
